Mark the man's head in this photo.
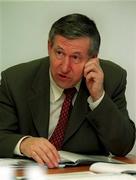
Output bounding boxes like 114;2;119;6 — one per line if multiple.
49;13;100;58
48;13;101;89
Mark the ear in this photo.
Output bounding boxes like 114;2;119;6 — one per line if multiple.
48;41;52;55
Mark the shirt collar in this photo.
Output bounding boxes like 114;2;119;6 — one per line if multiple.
49;70;81;102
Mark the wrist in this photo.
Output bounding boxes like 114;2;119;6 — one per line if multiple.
91;91;104;102
20;136;31;155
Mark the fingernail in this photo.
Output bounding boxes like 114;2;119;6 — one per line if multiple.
54;162;58;167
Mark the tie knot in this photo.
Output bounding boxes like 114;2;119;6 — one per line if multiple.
64;87;77;98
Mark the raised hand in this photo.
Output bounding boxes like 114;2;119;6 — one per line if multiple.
84;58;104;101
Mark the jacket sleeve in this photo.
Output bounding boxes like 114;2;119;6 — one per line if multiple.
86;65;136;156
0;71;24;157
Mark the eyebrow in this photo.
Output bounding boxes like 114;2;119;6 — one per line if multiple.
55;45;83;56
55;45;63;49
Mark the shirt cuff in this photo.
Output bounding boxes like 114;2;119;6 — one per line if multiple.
87;91;105;110
14;136;30;156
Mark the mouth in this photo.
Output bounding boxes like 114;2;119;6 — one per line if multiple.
58;73;70;80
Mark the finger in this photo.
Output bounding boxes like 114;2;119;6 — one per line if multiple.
86;57;99;65
42;140;60;163
85;59;101;70
85;72;97;83
31;147;56;168
44;149;59;167
84;64;99;78
85;57;100;70
31;151;45;165
84;60;103;78
37;138;60;165
42;138;60;160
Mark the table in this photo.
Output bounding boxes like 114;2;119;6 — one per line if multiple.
15;154;136;178
114;154;136;164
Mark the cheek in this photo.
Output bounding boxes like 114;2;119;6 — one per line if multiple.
50;58;59;71
73;64;85;78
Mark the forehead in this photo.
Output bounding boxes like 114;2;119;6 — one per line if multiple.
52;35;90;54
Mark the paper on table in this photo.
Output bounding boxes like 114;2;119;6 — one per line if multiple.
59;150;122;165
0;158;35;168
90;162;136;173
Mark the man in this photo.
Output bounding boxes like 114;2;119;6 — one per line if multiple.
0;13;135;168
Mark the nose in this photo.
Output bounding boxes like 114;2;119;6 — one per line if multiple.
61;56;71;73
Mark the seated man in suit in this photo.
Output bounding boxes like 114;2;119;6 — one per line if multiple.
0;13;135;168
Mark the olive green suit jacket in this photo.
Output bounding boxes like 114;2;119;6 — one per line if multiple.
0;57;135;157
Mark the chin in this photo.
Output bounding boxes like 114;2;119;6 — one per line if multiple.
57;83;73;89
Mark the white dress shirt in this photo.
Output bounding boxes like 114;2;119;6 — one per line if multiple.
14;71;105;155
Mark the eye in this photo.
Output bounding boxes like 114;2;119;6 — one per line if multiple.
55;49;65;59
71;55;81;64
73;55;78;59
56;50;63;55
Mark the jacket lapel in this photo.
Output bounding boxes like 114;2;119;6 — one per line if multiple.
64;80;90;143
27;59;50;138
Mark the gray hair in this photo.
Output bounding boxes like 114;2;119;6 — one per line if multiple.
48;13;101;58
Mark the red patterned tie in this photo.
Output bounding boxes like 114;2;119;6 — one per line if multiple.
49;87;76;150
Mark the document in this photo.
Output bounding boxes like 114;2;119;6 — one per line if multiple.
59;151;123;167
90;162;136;174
